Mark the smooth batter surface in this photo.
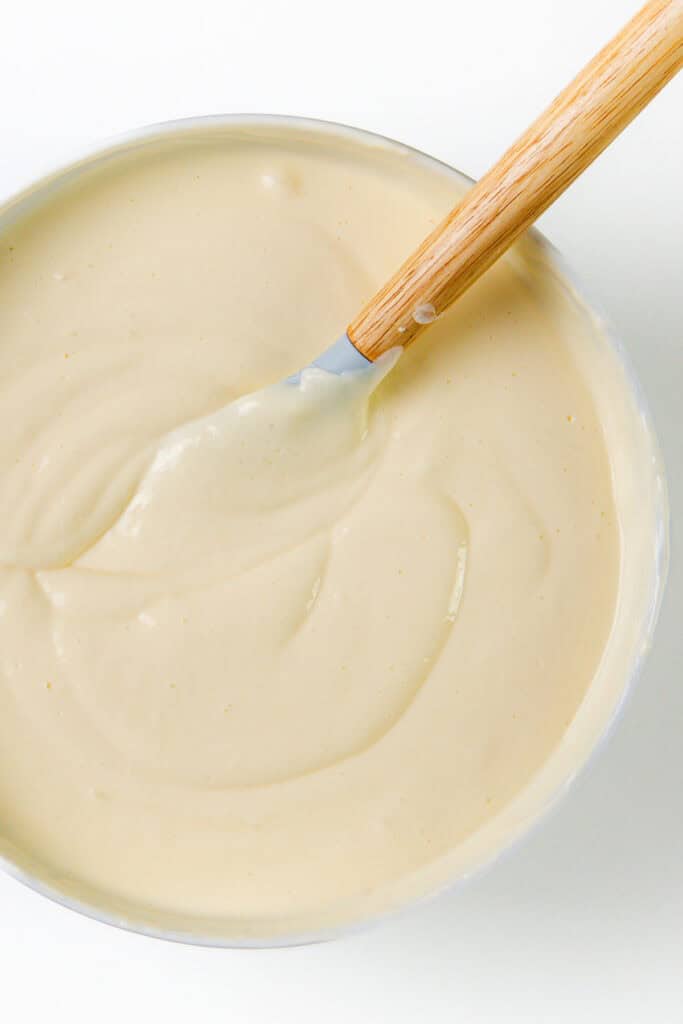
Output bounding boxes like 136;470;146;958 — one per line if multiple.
0;124;647;939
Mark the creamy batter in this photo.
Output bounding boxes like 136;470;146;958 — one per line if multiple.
0;122;661;940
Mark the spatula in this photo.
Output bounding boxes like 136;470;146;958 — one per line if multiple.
302;0;682;379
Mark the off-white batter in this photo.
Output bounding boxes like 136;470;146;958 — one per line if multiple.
0;123;658;940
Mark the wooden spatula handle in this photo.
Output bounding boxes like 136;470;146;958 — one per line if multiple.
347;0;683;361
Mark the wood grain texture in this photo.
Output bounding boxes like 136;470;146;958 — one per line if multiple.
347;0;683;361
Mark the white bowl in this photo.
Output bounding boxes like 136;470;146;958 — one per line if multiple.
0;114;669;947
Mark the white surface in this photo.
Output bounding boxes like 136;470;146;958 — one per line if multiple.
1;0;681;1020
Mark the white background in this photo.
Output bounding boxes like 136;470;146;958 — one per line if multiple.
1;0;681;1020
